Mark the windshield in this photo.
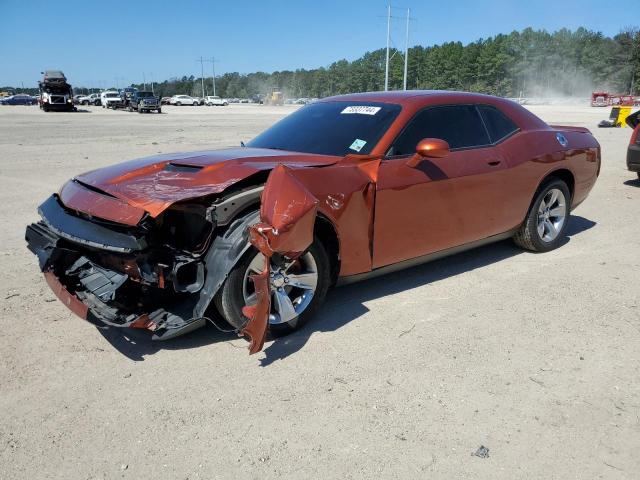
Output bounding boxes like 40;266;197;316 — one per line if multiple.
138;92;154;98
247;101;401;156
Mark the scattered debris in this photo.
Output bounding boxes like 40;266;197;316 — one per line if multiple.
529;376;545;387
398;323;416;337
120;464;128;471
472;445;490;458
123;373;131;378
5;293;19;300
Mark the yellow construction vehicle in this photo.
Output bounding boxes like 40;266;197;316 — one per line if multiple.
598;106;633;128
264;89;284;106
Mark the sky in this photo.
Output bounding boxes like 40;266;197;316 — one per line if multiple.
0;0;635;88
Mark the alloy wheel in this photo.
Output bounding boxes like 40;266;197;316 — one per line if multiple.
242;252;318;325
537;188;567;242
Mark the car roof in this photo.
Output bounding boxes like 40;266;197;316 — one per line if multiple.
319;90;508;106
317;90;549;130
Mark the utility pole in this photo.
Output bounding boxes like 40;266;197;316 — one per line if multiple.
203;57;217;96
211;57;216;96
197;56;205;99
384;4;391;91
143;72;147;90
403;8;410;90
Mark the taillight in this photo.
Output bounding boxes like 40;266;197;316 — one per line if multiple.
632;126;640;145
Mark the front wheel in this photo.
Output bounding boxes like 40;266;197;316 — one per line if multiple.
215;237;330;336
514;178;570;252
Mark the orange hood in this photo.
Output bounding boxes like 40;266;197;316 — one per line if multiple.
59;148;339;225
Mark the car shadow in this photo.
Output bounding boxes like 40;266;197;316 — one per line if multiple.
623;178;640;187
95;215;596;363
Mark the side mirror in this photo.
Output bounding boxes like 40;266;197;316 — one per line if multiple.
406;138;450;167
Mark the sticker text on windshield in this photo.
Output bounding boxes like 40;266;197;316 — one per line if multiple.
341;106;381;115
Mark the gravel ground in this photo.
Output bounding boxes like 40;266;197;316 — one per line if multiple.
0;103;638;480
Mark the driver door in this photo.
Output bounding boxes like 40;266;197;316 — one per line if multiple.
372;104;512;268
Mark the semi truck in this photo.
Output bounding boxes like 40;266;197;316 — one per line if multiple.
38;70;75;112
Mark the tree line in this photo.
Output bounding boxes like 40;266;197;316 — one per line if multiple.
5;27;639;99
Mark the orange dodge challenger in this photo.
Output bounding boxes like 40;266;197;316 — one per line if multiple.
26;91;600;353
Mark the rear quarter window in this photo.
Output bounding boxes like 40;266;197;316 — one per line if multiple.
477;105;519;143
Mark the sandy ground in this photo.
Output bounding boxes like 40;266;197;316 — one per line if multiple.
0;103;638;480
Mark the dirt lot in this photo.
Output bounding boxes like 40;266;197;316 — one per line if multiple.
1;103;638;479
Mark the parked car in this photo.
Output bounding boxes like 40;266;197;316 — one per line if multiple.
100;91;123;109
626;109;640;179
160;97;172;105
78;93;101;106
204;95;228;106
128;91;161;113
25;91;600;354
73;94;85;104
0;94;37;105
170;95;199;106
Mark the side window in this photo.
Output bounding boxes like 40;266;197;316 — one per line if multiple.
389;105;490;156
477;105;518;143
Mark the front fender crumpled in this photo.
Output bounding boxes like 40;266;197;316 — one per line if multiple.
240;164;319;354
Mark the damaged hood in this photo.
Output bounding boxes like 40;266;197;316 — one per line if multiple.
60;147;339;224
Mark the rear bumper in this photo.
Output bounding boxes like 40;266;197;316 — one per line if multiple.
627;145;640;172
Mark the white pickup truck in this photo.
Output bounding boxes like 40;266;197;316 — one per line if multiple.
204;96;228;106
101;91;123;109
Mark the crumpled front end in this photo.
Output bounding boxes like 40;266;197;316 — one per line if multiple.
25;191;254;340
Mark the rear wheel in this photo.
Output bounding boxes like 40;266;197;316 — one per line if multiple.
215;237;330;336
514;178;570;252
176;102;182;106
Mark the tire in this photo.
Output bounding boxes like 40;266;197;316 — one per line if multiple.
514;178;571;252
215;236;331;336
157;108;162;114
176;102;181;106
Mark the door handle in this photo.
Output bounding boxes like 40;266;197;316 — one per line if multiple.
487;160;502;166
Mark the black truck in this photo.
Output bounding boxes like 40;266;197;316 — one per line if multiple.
38;70;75;112
128;91;161;113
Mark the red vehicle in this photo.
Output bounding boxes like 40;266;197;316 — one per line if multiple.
592;91;640;107
26;91;600;353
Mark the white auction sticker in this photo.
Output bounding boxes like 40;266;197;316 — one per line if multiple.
349;139;367;152
341;106;381;115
